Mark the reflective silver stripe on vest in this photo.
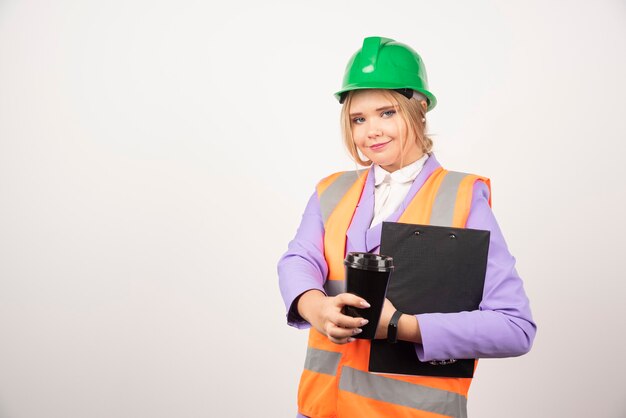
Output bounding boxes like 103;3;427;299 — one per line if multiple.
339;366;468;418
303;347;342;376
319;170;366;224
430;171;468;227
323;279;345;296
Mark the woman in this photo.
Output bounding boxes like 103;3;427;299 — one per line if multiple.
278;36;536;418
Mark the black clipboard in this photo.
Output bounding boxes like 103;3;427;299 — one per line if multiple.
368;222;490;378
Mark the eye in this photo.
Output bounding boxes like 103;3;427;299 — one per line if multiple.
382;109;396;118
352;117;365;124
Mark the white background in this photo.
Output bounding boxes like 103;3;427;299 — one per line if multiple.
1;1;625;417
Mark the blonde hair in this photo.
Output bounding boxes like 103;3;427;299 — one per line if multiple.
340;89;433;166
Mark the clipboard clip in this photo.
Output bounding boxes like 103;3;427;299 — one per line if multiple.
414;229;457;239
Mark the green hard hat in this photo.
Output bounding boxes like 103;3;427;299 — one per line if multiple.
335;36;437;112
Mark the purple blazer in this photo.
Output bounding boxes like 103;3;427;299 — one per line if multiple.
278;154;536;361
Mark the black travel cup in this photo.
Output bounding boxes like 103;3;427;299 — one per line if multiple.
342;252;394;339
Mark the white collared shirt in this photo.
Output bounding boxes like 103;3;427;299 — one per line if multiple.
370;154;429;228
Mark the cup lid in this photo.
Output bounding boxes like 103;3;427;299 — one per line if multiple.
343;252;394;271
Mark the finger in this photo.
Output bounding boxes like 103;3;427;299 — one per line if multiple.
336;293;371;309
326;322;363;340
328;335;354;345
333;313;369;329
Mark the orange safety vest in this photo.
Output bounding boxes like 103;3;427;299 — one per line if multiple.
298;166;491;418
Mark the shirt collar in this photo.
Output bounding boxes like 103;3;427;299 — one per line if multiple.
374;154;429;186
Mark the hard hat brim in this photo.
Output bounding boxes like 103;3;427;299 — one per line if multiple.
334;85;437;112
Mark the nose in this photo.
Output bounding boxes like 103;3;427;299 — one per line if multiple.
367;121;383;139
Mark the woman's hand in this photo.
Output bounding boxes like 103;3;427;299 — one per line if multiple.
375;298;397;339
297;290;370;344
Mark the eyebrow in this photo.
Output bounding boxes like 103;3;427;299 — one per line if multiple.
349;105;397;117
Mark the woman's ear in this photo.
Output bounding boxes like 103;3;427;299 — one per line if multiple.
420;100;428;112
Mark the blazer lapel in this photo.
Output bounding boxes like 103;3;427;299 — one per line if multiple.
346;167;375;253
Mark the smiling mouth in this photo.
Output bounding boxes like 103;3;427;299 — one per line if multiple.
370;140;391;150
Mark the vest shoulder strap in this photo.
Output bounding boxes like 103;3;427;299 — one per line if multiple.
317;169;368;225
430;170;491;227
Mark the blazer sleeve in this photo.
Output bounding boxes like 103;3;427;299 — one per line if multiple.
414;181;537;361
277;190;328;329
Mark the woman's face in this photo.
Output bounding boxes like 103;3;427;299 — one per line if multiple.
349;89;423;172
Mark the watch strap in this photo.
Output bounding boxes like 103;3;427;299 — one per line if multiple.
387;310;403;343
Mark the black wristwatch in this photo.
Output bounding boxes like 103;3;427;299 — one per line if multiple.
387;310;403;343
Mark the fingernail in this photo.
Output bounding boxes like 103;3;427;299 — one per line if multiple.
354;328;362;335
360;319;369;326
347;338;355;343
360;301;371;308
